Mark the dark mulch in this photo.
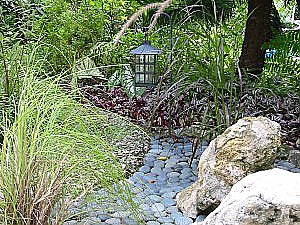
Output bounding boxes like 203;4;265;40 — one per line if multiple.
82;85;300;165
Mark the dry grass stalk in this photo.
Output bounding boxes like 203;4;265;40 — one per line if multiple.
114;0;172;44
148;0;172;32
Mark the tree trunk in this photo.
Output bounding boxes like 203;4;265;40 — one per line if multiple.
239;0;273;75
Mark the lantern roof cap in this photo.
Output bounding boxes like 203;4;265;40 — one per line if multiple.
130;41;162;55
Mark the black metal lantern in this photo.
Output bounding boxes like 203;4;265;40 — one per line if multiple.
130;41;162;87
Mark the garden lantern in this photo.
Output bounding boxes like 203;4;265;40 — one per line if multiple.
130;41;162;87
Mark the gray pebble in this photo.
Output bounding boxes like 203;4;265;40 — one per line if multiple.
154;211;168;218
144;213;156;221
184;151;193;157
62;221;78;225
291;167;300;173
157;174;168;182
181;168;192;174
166;158;179;164
189;175;197;182
146;221;160;225
168;176;180;183
154;160;165;168
162;198;176;207
140;203;151;211
158;216;174;223
171;211;183;220
178;162;188;167
151;167;163;175
144;157;155;167
196;215;206;222
165;164;176;170
123;217;139;225
166;206;179;214
167;172;180;178
159;187;174;194
162;192;176;199
160;151;172;157
150;148;162;154
97;213;111;221
105;218;121;225
151;202;165;213
148;194;163;202
174;216;193;225
111;211;130;218
139;165;151;173
179;173;191;180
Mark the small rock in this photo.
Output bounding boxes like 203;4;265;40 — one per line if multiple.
139;165;151;173
150;148;162;155
162;198;176;207
162;192;176;199
179;173;191;180
275;160;296;170
170;211;183;220
111;211;130;218
166;158;179;164
181;168;192;174
167;172;180;178
163;167;173;174
174;216;193;225
144;213;156;221
140;203;151;211
154;160;165;168
154;211;167;218
97;213;111;221
159;187;174;194
165;162;177;168
151;167;163;175
195;215;206;222
166;206;179;214
123;217;139;225
105;218;121;225
168;176;180;183
290;167;300;173
178;162;188;167
148;195;162;202
184;151;193;157
151;202;165;213
157;216;174;223
157;174;168;182
62;220;78;225
146;221;160;225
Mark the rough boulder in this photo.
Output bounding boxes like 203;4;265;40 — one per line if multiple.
176;116;281;218
193;168;300;225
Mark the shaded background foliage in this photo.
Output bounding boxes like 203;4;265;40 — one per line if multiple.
0;0;299;223
1;0;299;137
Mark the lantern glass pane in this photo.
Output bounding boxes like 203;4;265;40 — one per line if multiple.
145;74;151;83
149;55;155;63
149;64;154;73
135;55;144;63
135;73;141;83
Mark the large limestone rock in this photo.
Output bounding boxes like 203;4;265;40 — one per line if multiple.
176;116;281;218
194;168;300;225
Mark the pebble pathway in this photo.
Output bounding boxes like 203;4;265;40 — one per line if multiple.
64;136;207;225
63;136;299;225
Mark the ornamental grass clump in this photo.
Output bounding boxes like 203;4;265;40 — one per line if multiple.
0;74;138;224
